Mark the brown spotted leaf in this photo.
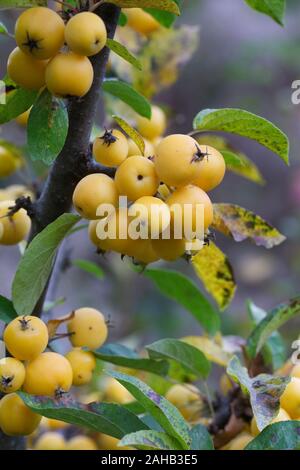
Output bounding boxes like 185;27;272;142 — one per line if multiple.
192;242;236;310
227;356;290;431
213;204;286;249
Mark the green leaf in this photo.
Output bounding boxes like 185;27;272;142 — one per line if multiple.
118;11;128;26
193;109;289;164
43;297;66;312
245;421;300;450
227;356;290;431
222;150;265;185
103;79;151;118
119;430;182;450
247;301;286;370
145;0;183;27
213;204;286;249
246;296;300;359
192;243;236;311
72;259;104;280
92;343;169;376
19;392;147;438
106;39;142;70
27;89;68;165
0;21;8;34
144;268;220;335
12;214;80;316
0;87;37;124
146;338;211;379
108;371;191;450
107;0;180;15
0;0;46;8
0;295;18;323
190;424;214;450
112;115;145;155
244;0;286;26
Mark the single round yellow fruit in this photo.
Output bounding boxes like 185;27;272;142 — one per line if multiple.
115;155;159;202
4;315;48;361
65;12;107;57
0;200;31;245
0;357;26;394
67;435;98;450
93;130;128;167
73;173;119;220
127;138;155;158
15;108;31;126
225;432;253;450
280;377;300;418
155;134;205;187
7;47;48;90
65;348;96;386
165;384;202;421
129;195;170;238
192;145;226;192
23;352;73;397
167;185;214;237
291;363;300;379
137;105;166;140
104;377;134;404
67;307;108;349
98;433;131;450
0;393;41;436
34;432;66;450
250;408;290;437
151;231;186;262
124;8;160;36
15;7;65;60
0;145;21;177
45;52;94;97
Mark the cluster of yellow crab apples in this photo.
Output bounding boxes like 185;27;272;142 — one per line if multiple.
72;105;226;264
7;7;107;96
0;308;107;442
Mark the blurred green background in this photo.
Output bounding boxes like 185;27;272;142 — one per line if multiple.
0;0;299;353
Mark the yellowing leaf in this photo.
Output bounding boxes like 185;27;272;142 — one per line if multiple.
182;336;231;367
213;204;286;249
112;115;145;154
133;26;199;98
192;243;236;311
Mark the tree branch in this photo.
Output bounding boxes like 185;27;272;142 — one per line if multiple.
27;4;120;317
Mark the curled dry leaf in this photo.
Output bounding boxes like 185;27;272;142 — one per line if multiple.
47;311;75;339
